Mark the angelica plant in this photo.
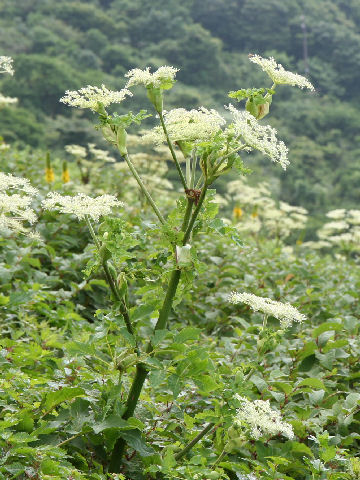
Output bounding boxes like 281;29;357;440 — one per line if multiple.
58;55;314;474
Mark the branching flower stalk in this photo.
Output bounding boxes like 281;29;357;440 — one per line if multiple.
122;152;165;224
158;110;188;190
109;183;208;471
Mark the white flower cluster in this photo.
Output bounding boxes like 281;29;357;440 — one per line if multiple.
42;192;124;222
125;66;179;89
0;56;14;75
235;394;294;440
0;142;10;152
315;208;360;250
142;107;225;145
0;172;38;235
228;291;306;328
0;93;18;108
65;144;87;158
60;85;132;111
228;105;289;170
226;178;308;239
88;143;115;163
249;54;315;91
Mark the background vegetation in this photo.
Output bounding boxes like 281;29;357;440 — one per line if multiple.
1;0;360;215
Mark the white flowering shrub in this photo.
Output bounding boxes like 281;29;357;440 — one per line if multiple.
223;177;308;241
3;55;357;480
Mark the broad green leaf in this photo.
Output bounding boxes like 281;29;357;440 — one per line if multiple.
44;387;84;412
93;415;131;434
119;429;155;457
297;378;326;390
174;327;201;344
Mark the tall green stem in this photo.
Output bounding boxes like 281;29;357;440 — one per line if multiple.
158;111;187;191
123;153;165;225
85;216;135;342
109;192;207;472
175;422;215;461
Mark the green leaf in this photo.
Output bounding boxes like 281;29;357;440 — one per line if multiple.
119;429;155;457
297;378;326;390
312;322;342;338
289;441;314;458
44;387;85;412
93;415;132;434
174;327;201;344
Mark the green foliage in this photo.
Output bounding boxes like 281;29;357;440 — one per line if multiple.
0;0;359;212
1;143;360;479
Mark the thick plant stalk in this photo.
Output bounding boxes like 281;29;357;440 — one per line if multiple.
158;111;188;191
123;153;166;225
109;193;207;472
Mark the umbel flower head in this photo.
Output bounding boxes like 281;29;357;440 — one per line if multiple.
42;192;124;222
125;66;179;90
228;291;306;328
60;85;132;111
65;144;87;159
141;107;225;145
0;56;14;75
249;54;315;91
0;172;38;235
0;94;18;108
234;394;294;440
227;105;289;169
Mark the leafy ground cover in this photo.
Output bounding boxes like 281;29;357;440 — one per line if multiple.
1;146;359;480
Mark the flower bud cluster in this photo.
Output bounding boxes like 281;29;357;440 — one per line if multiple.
60;85;132;111
229;291;306;328
249;54;315;91
0;172;38;236
227;105;289;169
125;66;179;90
0;56;14;75
141;107;225;145
42;192;124;222
0;93;17;108
234;394;294;440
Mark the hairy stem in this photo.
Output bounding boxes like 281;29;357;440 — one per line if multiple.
108;192;207;472
158;111;187;190
85;216;135;342
213;448;227;467
123;153;165;225
175;422;215;461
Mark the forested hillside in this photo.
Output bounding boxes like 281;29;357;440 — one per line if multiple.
1;0;360;213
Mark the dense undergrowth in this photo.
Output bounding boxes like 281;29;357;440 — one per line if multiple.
1;144;360;480
1;52;360;480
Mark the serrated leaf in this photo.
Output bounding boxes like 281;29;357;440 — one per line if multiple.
93;415;132;434
174;327;200;344
119;429;154;457
298;378;326;390
44;387;84;412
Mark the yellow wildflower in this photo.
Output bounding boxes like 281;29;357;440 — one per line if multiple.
233;206;243;220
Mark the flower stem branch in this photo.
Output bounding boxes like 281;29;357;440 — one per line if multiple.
158;111;188;190
122;153;165;225
85;216;136;344
175;422;215;461
213;448;227;467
